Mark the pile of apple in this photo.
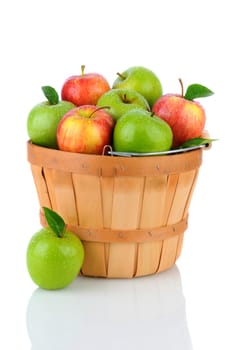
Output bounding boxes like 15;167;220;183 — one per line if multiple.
27;65;214;155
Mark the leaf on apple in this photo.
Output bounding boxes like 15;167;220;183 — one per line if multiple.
42;86;59;105
43;207;66;238
184;84;214;101
178;137;217;149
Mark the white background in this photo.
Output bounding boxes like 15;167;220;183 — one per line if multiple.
0;0;231;349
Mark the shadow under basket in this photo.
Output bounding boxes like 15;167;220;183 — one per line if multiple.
27;141;206;278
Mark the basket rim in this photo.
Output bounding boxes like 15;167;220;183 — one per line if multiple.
27;140;203;176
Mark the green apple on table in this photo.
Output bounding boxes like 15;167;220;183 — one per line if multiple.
113;109;173;153
97;88;150;121
26;207;85;290
27;86;75;148
112;66;163;108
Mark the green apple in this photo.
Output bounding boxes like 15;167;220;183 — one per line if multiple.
113;109;173;153
97;88;150;121
26;207;85;290
112;66;163;108
27;86;76;149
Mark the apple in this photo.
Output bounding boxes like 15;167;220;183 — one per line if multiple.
97;88;150;121
61;65;111;106
26;207;85;290
113;109;173;153
27;86;76;149
57;105;114;154
112;66;162;108
152;80;214;148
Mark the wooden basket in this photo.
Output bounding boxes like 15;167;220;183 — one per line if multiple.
27;141;204;278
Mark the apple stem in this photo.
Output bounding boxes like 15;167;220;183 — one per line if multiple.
88;106;110;118
116;72;126;80
122;94;130;103
81;65;85;76
179;78;184;97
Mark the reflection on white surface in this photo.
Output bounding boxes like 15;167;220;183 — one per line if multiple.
26;265;192;350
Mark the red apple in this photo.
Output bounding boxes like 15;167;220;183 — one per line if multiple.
152;80;214;148
61;65;111;106
57;105;114;154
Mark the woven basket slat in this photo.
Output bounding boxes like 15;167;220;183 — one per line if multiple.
157;237;180;272
182;170;200;219
72;174;104;228
175;233;184;260
43;168;79;227
139;175;168;228
107;243;138;278
81;242;108;277
167;170;197;225
100;177;114;228
106;176;144;277
135;241;163;277
157;169;198;272
162;174;179;224
111;176;144;229
30;164;51;208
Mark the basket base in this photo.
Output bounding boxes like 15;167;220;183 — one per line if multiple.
79;233;184;279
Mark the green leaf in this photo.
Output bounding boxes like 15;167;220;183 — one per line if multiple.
41;86;59;105
178;137;217;149
184;84;214;101
43;207;66;238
